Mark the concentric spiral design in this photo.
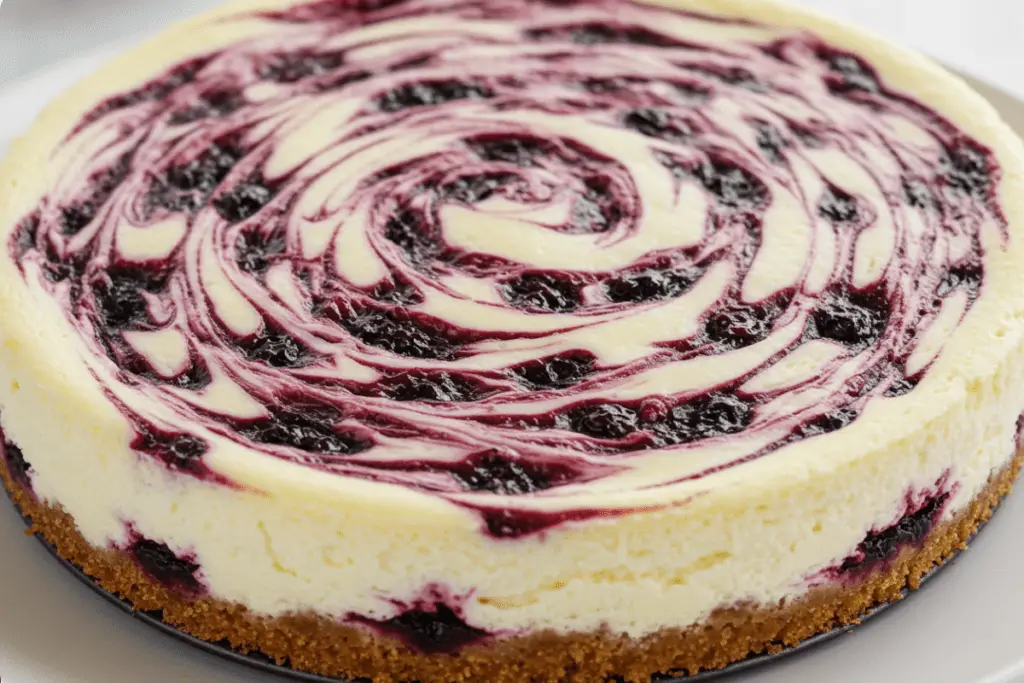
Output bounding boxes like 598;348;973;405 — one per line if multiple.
10;0;1004;519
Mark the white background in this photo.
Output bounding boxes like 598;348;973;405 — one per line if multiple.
0;1;1022;683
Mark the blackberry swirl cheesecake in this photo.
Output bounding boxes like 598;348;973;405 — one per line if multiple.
2;0;1024;680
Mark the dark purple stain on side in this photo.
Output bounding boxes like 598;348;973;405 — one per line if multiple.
350;587;488;654
839;494;949;574
827;472;956;580
374;603;487;653
3;438;33;492
128;534;206;597
1016;413;1024;451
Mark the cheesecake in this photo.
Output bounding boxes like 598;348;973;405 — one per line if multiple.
2;0;1024;681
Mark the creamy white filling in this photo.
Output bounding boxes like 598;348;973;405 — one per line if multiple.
1;349;1019;637
1;0;1024;642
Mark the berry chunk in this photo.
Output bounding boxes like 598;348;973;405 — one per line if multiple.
94;267;167;329
528;22;682;48
798;408;858;439
841;492;949;572
258;50;345;83
693;157;768;211
371;279;424;305
130;538;204;595
340;308;458;360
148;144;242;214
755;122;787;163
692;65;765;91
564;403;639;439
442;173;518;205
937;261;983;301
60;203;97;236
242;327;315;368
381;372;489;402
133;427;209;474
807;287;889;350
236;229;287;274
705;300;785;349
375;604;487;654
58;156;132;235
624;108;689;141
653;393;754;446
376;80;492;112
509;352;595;390
385;209;437;265
581;76;647;94
903;178;935;209
44;256;88;285
451;450;576;495
822;50;881;95
673;82;712;103
4;440;32;489
11;214;40;260
240;405;371;456
818;184;860;224
169;89;244;124
605;267;700;304
569;178;622;234
500;273;582;313
885;376;919;398
214;176;275;223
944;141;994;199
469;136;547;166
655;151;690;180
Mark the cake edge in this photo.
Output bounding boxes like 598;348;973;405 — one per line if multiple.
2;448;1019;683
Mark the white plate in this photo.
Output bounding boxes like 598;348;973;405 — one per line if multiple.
1;50;1023;683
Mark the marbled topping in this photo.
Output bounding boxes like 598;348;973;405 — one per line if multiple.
9;0;1003;517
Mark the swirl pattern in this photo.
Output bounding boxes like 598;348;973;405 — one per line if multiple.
10;0;1004;518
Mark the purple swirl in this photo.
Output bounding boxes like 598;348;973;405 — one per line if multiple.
10;0;1003;520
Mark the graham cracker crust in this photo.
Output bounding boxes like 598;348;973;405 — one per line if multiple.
2;449;1020;683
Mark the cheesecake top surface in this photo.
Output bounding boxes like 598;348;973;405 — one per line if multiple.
2;0;1023;527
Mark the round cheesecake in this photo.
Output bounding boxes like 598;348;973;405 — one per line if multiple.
2;0;1024;681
